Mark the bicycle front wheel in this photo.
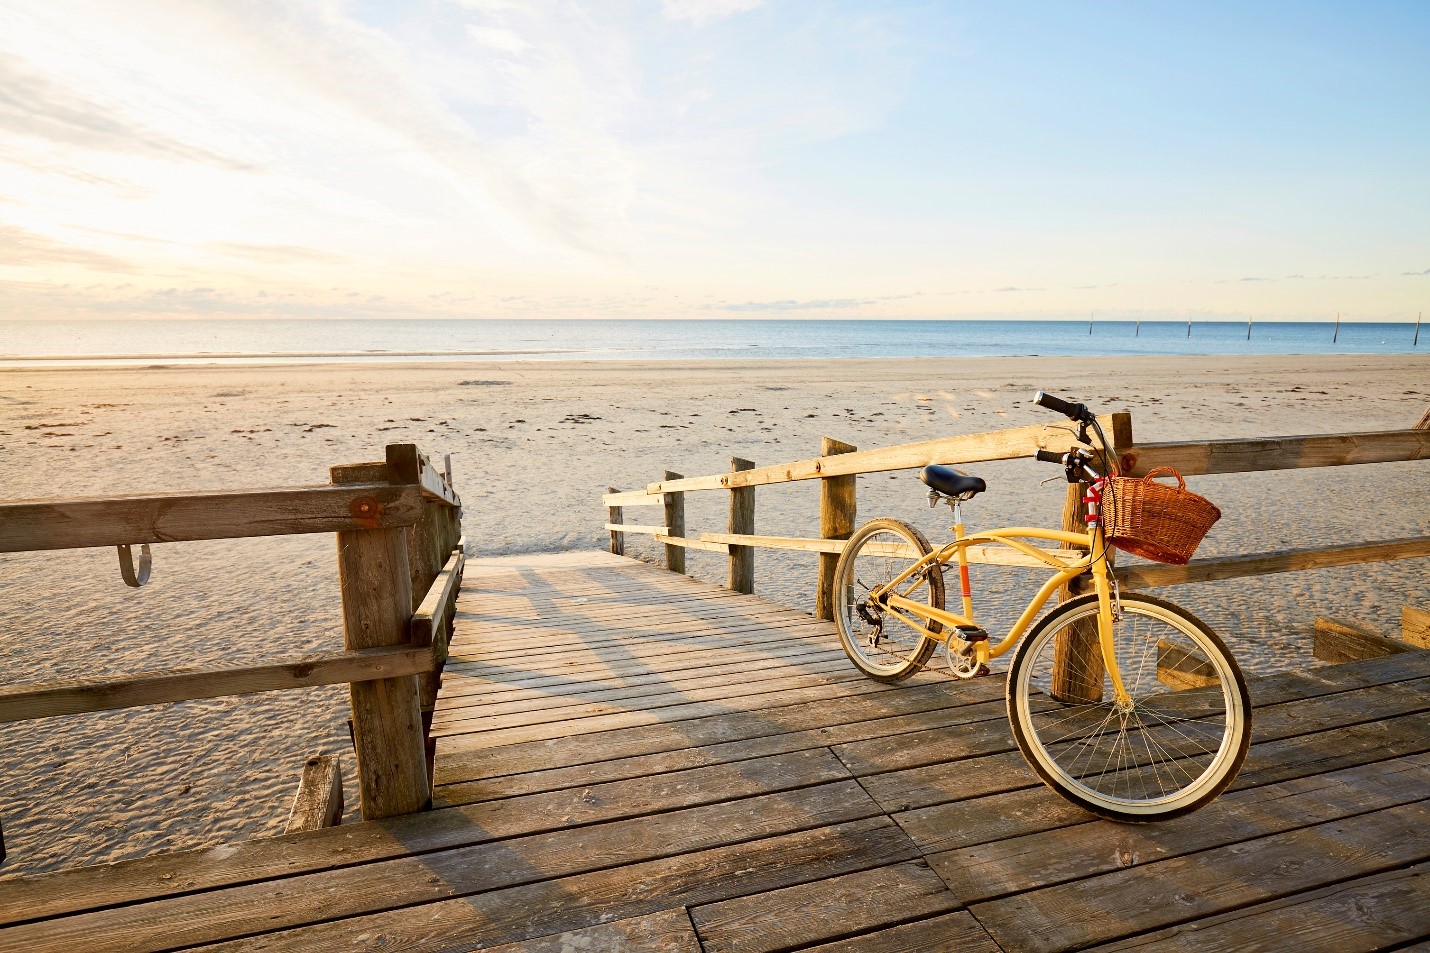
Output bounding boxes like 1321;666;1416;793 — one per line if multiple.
833;518;944;682
1007;593;1250;821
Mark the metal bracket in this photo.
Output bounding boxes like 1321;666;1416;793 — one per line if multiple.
118;543;152;588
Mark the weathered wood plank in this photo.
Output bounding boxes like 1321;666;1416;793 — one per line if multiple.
606;485;624;555
663;469;686;574
0;787;895;953
798;911;1003;953
1406;604;1430;648
696;532;1069;566
602;489;668;508
727;456;756;594
0;751;853;930
177;818;918;953
0;484;423;552
481;909;702;953
1118;536;1430;589
655;534;730;554
968;800;1430;953
645;415;1121;493
282;754;344;835
1123;428;1430;477
605;522;669;535
1088;865;1429;953
815;436;857;619
0;646;434;723
691;860;957;953
1314;615;1415;664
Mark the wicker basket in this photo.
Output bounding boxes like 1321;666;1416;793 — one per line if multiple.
1103;467;1221;565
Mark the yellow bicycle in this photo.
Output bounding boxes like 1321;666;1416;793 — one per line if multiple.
833;392;1250;821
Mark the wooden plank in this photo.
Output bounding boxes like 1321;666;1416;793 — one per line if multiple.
1402;604;1430;648
697;532;1067;567
727;456;756;594
655;534;730;554
282;754;344;834
0;784;894;952
1088;865;1429;953
930;753;1430;908
0;750;854;930
1118;536;1430;589
798;911;1003;953
691;860;958;953
1123;428;1430;477
606;523;668;536
1314;616;1415;664
0;483;424;552
646;414;1122;494
663;470;686;574
481;909;701;953
331;466;429;820
967;799;1430;953
159;817;918;953
1157;638;1218;689
0;646;434;723
602;489;668;508
607;485;624;556
815;436;857;619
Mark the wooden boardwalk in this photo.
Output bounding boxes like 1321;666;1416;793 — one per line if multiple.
2;550;1428;951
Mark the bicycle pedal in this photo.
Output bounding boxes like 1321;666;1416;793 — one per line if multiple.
954;626;990;642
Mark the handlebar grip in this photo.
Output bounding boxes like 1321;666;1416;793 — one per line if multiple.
1034;390;1088;421
1035;449;1064;464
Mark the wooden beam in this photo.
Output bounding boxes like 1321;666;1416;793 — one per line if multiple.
696;532;1068;567
655;534;731;554
602;490;667;508
0;646;435;723
645;415;1121;494
1157;639;1218;690
607;486;624;556
331;466;429;820
1121;429;1430;477
663;470;686;575
728;457;756;595
604;523;669;536
0;484;424;553
1313;617;1416;665
283;754;344;834
816;437;857;620
1117;537;1430;589
1403;605;1430;649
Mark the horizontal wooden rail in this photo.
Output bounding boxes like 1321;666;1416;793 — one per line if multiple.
603;489;667;508
1117;537;1430;589
1123;429;1429;477
605;523;668;536
0;646;436;723
0;483;425;553
656;534;731;554
642;415;1119;495
410;546;466;658
696;533;1074;568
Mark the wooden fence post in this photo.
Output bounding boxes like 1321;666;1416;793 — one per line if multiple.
728;458;755;593
1050;412;1132;703
330;461;429;819
607;486;625;556
664;470;686;574
816;437;858;620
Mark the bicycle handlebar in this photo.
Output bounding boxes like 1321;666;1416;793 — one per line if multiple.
1034;449;1064;464
1033;390;1090;421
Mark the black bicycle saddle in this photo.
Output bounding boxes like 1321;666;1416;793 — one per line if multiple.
920;465;986;499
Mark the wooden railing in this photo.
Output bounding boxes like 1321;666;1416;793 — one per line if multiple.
604;409;1430;617
0;443;464;842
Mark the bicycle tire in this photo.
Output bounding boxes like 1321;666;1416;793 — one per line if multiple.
832;518;944;682
1006;592;1251;822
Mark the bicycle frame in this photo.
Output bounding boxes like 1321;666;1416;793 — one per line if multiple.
867;507;1133;704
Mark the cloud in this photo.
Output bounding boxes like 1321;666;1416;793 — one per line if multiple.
1402;267;1430;276
720;297;876;311
0;52;253;171
660;0;763;26
205;242;349;266
0;225;130;271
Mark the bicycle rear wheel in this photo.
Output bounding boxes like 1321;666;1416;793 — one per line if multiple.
833;518;943;682
1007;592;1250;821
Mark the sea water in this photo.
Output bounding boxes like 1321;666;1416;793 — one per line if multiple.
0;318;1421;366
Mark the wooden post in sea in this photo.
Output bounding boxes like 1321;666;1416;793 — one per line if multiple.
1415;312;1421;347
1186;318;1192;338
329;460;429;820
815;437;858;621
1333;312;1340;343
606;486;624;556
1135;317;1141;337
1088;312;1094;336
663;471;686;574
727;458;755;594
1050;412;1133;703
1247;315;1252;340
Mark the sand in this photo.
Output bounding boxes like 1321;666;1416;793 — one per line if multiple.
0;353;1426;879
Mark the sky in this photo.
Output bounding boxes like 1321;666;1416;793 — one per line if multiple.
1;0;1427;322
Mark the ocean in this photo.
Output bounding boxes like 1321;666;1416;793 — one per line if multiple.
0;318;1422;366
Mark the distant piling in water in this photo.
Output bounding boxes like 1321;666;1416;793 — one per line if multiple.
1247;315;1252;340
1186;318;1192;339
1135;317;1141;337
1333;312;1340;343
1416;312;1422;347
1088;312;1094;336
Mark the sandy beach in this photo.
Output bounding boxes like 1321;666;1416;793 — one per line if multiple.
0;353;1426;879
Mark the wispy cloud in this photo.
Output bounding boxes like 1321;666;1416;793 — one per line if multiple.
660;0;763;26
0;225;130;271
